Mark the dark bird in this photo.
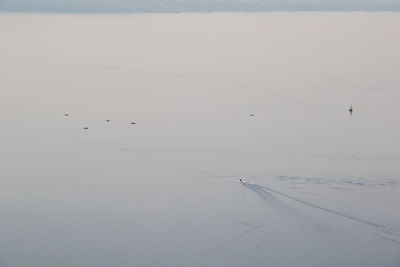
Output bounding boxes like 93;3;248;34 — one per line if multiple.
349;105;353;116
131;122;136;125
250;114;255;117
106;120;110;122
64;114;69;116
83;127;88;130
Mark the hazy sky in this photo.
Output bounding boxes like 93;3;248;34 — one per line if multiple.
1;0;400;12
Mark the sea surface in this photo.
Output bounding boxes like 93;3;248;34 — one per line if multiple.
1;12;400;267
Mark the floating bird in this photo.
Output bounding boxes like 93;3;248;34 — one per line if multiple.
349;105;353;116
83;127;88;130
250;114;255;117
106;120;110;122
131;122;136;125
64;114;69;116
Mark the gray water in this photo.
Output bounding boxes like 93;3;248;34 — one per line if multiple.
1;12;400;267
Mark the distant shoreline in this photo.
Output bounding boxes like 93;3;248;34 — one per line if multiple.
1;10;400;14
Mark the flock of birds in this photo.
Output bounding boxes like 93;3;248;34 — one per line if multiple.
63;113;136;130
64;105;354;130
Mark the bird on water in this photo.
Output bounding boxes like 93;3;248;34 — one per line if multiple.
348;105;354;118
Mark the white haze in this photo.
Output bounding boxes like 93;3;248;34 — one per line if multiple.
0;12;400;267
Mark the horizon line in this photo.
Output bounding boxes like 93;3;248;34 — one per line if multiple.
1;9;400;14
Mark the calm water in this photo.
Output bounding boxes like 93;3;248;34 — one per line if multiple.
1;12;400;267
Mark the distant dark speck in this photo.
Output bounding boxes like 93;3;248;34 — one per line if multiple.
250;114;255;117
131;122;136;125
64;114;69;116
106;120;110;122
83;127;88;130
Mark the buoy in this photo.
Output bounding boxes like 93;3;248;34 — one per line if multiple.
349;105;353;112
